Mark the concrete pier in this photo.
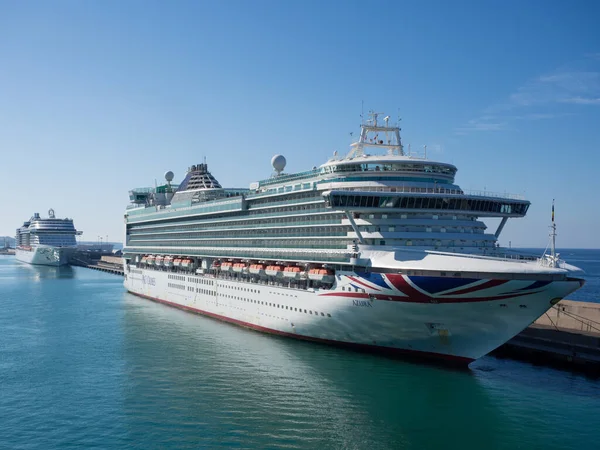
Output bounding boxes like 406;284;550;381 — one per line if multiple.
494;300;600;374
70;252;124;275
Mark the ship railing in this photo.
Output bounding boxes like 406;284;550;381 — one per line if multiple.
123;246;351;263
129;218;340;234
255;169;321;188
425;249;541;264
330;185;525;200
127;204;331;223
537;255;567;269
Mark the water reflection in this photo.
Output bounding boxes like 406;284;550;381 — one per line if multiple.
16;262;75;280
121;294;508;449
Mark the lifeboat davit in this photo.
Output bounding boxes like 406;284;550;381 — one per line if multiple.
221;261;233;272
308;268;335;283
265;265;283;277
249;263;266;276
283;266;304;279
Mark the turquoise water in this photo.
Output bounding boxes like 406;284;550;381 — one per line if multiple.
1;256;599;449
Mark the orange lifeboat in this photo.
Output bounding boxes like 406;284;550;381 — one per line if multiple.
283;265;304;279
173;257;182;268
155;255;164;267
265;265;283;277
249;263;266;276
146;255;156;266
308;267;335;283
140;255;148;264
181;258;193;269
211;260;221;270
232;262;246;273
221;261;233;272
163;256;173;268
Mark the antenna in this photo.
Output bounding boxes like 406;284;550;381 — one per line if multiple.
550;199;557;267
361;100;364;124
423;145;427;159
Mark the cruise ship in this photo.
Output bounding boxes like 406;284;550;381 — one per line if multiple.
16;209;81;266
122;112;584;364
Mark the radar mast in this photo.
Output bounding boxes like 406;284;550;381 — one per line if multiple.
346;110;404;159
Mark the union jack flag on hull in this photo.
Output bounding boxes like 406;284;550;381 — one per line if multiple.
323;272;553;304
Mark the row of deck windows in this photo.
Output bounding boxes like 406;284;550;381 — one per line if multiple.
129;211;476;235
249;191;321;208
222;294;332;318
128;225;488;245
128;239;351;249
194;288;215;295
129;214;345;235
129;227;351;241
130;211;476;233
326;194;529;215
322;163;456;176
130;213;342;235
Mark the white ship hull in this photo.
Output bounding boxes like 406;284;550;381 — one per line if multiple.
16;246;75;266
124;266;583;363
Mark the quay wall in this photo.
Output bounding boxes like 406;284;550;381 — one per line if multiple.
533;300;600;334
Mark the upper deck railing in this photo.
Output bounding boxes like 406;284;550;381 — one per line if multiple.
331;185;526;201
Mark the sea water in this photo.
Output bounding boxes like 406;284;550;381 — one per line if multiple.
1;251;599;449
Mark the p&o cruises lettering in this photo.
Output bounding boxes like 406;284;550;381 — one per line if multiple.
142;275;156;286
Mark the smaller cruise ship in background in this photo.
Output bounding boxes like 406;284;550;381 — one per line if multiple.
15;209;82;266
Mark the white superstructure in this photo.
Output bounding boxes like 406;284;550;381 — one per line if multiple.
16;209;81;266
122;112;584;364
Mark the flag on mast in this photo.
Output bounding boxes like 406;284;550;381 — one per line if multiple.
552;199;555;223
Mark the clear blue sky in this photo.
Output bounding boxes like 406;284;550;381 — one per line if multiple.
1;0;599;248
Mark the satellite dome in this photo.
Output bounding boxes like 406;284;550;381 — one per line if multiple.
271;154;286;173
164;171;174;182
